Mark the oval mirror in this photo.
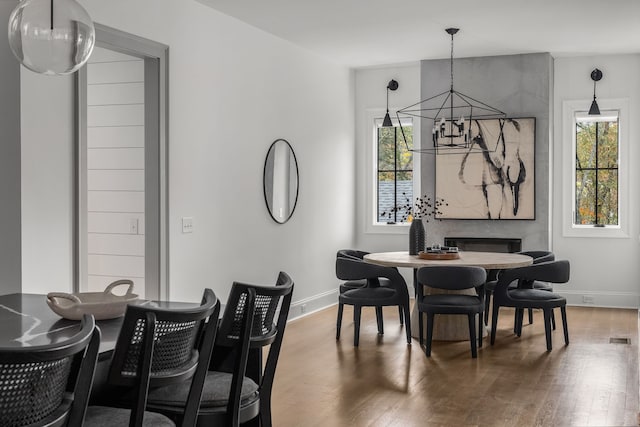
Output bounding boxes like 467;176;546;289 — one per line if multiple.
263;139;299;224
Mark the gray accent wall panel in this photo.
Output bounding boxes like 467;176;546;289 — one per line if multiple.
420;53;552;250
0;2;22;293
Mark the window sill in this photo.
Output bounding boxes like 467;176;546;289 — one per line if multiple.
365;223;410;235
562;225;629;239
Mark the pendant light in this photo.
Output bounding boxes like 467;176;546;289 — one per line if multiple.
382;79;399;127
8;0;95;75
588;68;603;115
396;28;506;154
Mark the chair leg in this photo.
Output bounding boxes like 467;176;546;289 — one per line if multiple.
561;306;569;345
398;306;404;325
490;304;500;345
484;291;491;325
354;306;362;347
478;313;483;348
418;311;424;346
543;308;553;351
425;313;435;357
336;303;344;340
375;306;384;335
551;309;556;330
528;308;533;325
515;308;524;337
403;305;412;344
468;314;478;358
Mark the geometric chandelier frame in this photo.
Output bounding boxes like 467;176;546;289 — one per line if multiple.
396;28;506;155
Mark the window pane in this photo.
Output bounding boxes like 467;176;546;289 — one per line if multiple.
378;172;395;222
597;170;618;225
397;126;413;171
377;127;395;170
575;170;595;225
597;121;618;168
576;122;596;169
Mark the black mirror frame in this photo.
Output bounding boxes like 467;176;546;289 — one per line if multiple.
263;139;299;224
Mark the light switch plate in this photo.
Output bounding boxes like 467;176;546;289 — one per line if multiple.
182;217;193;233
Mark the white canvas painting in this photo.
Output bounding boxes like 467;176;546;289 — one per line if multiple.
436;118;535;220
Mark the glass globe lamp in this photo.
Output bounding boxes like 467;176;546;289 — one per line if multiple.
8;0;95;75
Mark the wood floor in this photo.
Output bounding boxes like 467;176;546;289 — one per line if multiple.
271;304;638;426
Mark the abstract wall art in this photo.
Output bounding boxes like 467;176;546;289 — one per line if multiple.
435;117;535;220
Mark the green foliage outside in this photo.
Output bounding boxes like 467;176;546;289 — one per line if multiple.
378;125;413;223
575;119;618;225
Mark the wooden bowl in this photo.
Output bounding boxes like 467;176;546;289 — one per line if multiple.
418;251;461;260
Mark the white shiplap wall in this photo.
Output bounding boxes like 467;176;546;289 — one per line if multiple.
85;47;146;296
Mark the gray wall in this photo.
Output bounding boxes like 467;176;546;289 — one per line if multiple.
0;2;22;294
420;53;552;251
0;2;22;293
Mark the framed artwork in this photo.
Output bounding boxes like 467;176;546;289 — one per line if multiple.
435;117;535;220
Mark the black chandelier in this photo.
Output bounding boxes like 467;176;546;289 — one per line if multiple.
396;28;506;154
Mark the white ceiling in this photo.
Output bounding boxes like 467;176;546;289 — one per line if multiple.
197;0;640;68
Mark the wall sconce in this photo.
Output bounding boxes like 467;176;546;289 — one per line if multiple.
8;0;95;75
589;68;603;115
382;79;399;127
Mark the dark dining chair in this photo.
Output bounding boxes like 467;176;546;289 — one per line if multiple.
85;288;221;427
490;260;570;351
416;266;487;358
146;272;294;427
336;249;404;325
484;250;555;326
0;314;99;427
336;256;412;346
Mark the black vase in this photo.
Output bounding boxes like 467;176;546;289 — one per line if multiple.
409;219;425;255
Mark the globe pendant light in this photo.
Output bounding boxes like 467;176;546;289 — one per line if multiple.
8;0;95;75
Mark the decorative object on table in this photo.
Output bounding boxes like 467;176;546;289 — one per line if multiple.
395;28;506;155
382;79;399;127
8;0;96;75
263;139;299;224
588;68;603;115
418;250;460;260
381;194;447;255
47;279;138;320
435;117;536;219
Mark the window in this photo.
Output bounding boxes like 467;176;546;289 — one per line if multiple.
574;112;619;226
376;117;413;224
561;99;628;238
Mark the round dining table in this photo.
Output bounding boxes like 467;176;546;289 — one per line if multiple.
363;251;533;341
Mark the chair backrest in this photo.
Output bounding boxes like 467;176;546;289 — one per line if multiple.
335;256;408;294
417;266;487;291
336;249;369;261
0;314;99;427
108;288;220;426
519;250;555;264
495;260;570;301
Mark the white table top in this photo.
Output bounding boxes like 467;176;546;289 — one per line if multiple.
363;251;533;270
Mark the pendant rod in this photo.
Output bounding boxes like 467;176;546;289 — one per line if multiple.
50;0;53;31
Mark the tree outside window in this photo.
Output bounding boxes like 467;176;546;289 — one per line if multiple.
574;113;619;226
377;121;413;223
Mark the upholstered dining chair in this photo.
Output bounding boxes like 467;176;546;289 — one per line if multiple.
146;272;294;427
337;249;404;325
484;250;555;326
85;288;221;427
416;266;487;358
336;256;412;346
0;314;99;427
490;260;570;351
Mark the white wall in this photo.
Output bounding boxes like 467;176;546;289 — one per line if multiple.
553;54;640;308
21;0;355;314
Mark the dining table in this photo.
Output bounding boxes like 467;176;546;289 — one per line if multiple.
363;251;533;341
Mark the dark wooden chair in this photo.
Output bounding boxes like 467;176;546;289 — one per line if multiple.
0;314;99;427
336;256;412;346
337;249;404;325
484;250;555;326
146;272;294;427
85;288;220;427
490;260;570;351
416;266;487;358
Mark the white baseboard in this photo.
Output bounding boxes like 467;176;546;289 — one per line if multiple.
288;289;339;321
556;290;640;309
